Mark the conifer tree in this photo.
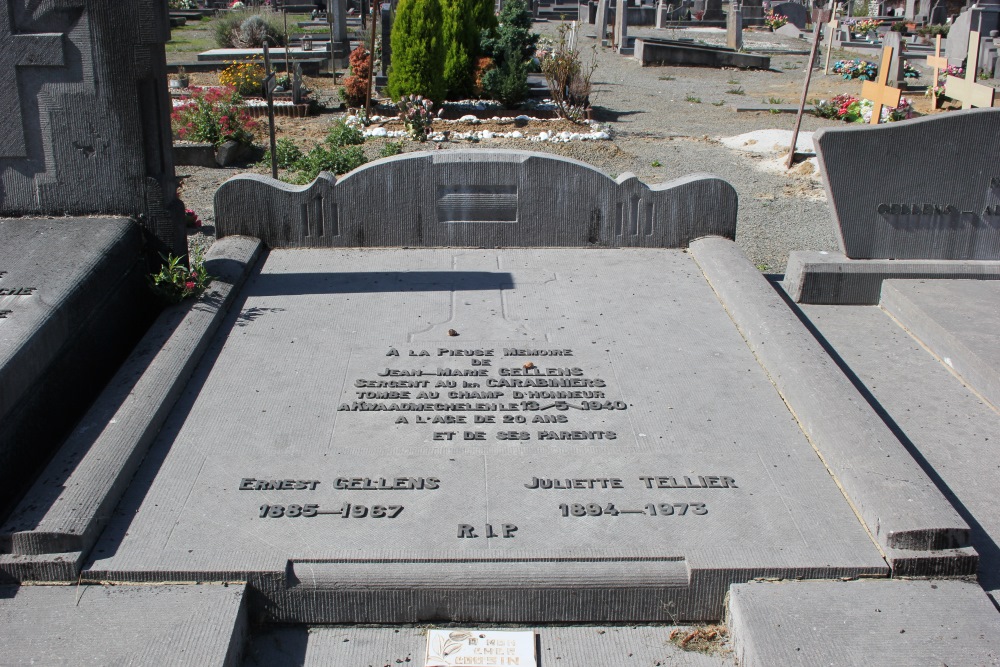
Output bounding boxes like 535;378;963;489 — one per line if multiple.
441;0;499;99
388;0;446;102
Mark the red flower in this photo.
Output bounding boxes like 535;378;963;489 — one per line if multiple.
185;281;196;290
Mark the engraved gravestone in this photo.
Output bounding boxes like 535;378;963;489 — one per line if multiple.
3;151;973;631
0;0;184;255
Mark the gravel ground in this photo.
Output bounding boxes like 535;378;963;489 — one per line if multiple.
178;21;942;272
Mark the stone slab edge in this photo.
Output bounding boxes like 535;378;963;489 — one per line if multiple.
0;237;263;570
880;280;1000;410
782;251;1000;305
689;237;972;561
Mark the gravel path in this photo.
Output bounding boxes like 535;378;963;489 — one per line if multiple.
179;21;935;272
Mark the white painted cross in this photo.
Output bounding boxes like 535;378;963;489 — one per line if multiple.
860;45;902;124
0;4;67;158
944;31;997;109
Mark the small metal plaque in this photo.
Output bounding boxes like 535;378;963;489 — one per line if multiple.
263;73;277;96
425;629;536;667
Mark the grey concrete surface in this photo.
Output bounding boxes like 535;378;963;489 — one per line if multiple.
881;279;1000;410
79;247;886;623
729;579;1000;666
244;625;734;666
690;237;971;560
797;298;1000;597
0;583;248;667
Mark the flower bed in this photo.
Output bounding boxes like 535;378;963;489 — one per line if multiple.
814;93;916;123
347;113;611;143
832;59;921;81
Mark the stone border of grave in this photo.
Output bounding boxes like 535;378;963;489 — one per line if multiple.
0;236;262;577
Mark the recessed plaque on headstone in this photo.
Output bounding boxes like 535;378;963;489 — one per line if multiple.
425;629;536;667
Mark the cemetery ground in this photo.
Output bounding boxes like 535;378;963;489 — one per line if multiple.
172;18;972;273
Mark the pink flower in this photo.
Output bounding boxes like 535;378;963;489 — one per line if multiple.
185;281;196;290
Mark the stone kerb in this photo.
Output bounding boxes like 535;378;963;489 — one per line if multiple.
814;108;1000;261
215;150;737;249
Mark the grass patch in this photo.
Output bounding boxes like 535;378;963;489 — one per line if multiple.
659;75;676;81
711;101;725;106
726;87;745;95
767;96;784;104
684;94;701;103
727;78;739;85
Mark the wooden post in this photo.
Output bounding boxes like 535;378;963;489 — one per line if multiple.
944;31;997;109
262;43;279;180
860;45;901;124
365;0;378;117
925;34;947;107
823;17;838;75
786;9;830;169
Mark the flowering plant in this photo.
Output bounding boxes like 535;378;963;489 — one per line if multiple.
814;93;915;123
850;18;882;34
171;86;258;146
184;209;202;228
219;60;266;97
396;94;443;141
764;10;788;29
903;62;921;79
229;0;245;8
149;249;212;304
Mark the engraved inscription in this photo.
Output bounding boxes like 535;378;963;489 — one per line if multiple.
437;185;518;223
0;269;38;319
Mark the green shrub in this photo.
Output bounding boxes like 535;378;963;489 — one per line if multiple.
326;118;365;147
479;0;537;106
215;9;286;49
379;141;404;157
388;0;446;102
260;138;303;169
441;0;497;99
287;144;367;184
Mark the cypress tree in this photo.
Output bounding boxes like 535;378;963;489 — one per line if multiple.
387;0;447;103
441;0;499;99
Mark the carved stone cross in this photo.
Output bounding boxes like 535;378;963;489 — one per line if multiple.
0;2;66;158
944;31;997;109
860;45;902;124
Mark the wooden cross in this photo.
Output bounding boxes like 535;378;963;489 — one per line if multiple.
925;34;947;95
860;45;902;124
944;31;997;109
0;8;66;158
824;17;839;75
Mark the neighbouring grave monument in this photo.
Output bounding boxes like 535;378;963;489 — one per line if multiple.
0;0;183;516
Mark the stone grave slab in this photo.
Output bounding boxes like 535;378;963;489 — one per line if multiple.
791;295;1000;596
0;218;154;516
0;583;247;666
634;38;771;68
729;579;1000;666
63;245;895;623
880;279;1000;409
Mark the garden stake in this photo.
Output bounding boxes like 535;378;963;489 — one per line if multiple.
786;9;829;169
860;45;901;124
365;0;378;118
263;42;279;180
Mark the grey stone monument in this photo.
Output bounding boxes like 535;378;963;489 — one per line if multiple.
881;30;906;85
328;0;350;62
597;0;610;43
614;0;630;50
379;2;391;84
0;0;185;256
947;8;973;65
728;5;744;48
704;0;724;20
771;0;808;27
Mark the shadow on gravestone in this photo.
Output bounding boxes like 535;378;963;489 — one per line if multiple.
771;1;808;29
0;0;185;257
214;150;738;249
815;108;1000;260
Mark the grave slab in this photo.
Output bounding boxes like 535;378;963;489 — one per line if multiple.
880;279;1000;410
244;625;734;666
792;298;1000;597
729;579;1000;666
0;583;248;667
74;246;892;623
634;37;771;68
0;218;155;517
